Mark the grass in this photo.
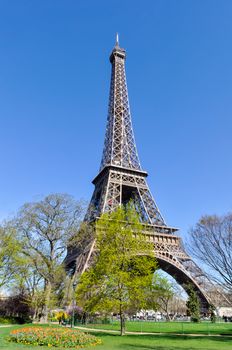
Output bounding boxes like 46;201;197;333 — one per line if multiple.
0;324;231;350
77;320;232;335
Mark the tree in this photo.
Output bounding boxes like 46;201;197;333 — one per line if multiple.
186;285;200;323
13;193;86;322
0;223;45;321
146;275;173;320
76;205;158;335
54;310;69;325
0;225;22;288
189;213;232;292
166;292;187;319
208;304;216;323
152;277;187;321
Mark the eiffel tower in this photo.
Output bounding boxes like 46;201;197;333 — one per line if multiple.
65;36;228;311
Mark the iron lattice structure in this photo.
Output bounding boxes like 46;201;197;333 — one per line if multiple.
85;40;165;227
65;38;230;311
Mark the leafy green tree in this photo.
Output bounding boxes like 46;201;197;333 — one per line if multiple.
151;275;174;321
0;225;22;288
8;255;44;320
76;204;158;335
13;193;86;322
0;223;45;320
209;304;216;323
186;285;200;323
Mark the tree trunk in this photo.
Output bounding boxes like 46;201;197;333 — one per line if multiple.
42;281;52;323
170;312;177;321
32;306;38;322
119;305;125;336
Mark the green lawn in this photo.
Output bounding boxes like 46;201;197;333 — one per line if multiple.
77;320;232;335
0;325;232;350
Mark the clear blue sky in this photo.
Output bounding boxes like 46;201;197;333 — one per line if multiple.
0;0;232;243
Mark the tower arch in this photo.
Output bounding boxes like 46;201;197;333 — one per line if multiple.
156;256;210;312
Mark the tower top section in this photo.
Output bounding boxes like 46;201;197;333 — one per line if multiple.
110;33;126;63
85;37;172;228
100;37;141;172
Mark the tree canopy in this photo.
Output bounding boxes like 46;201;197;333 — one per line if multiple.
0;225;21;288
76;204;158;335
1;193;86;322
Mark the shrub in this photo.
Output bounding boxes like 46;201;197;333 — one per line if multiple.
0;317;15;324
99;317;111;324
0;293;33;322
0;316;30;324
9;326;102;348
54;311;69;324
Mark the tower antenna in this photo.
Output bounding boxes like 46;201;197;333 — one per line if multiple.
116;33;119;46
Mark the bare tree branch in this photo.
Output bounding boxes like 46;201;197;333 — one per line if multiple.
188;213;232;293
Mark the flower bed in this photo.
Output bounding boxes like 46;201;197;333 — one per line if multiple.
9;326;102;348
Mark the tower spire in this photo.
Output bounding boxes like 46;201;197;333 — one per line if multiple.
116;33;119;46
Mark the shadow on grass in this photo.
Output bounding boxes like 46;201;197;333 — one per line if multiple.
91;332;232;350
